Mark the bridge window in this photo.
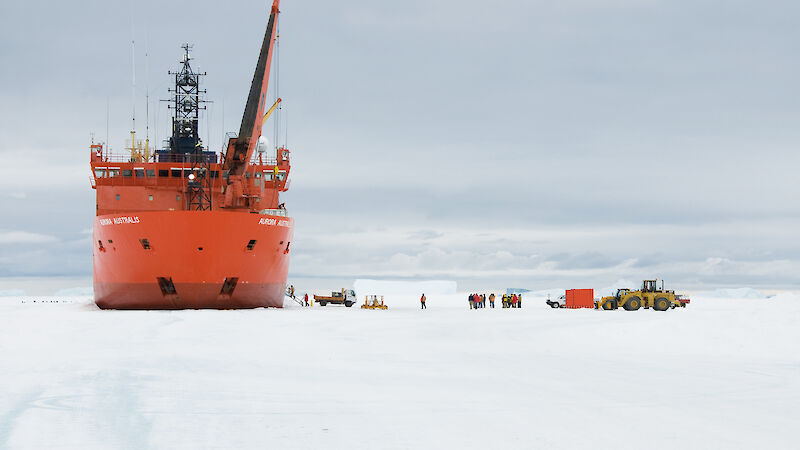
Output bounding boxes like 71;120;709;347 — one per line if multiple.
159;169;169;177
109;169;120;178
134;168;145;177
94;169;105;178
171;169;181;177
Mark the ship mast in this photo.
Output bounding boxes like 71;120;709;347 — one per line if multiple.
130;39;137;161
166;44;211;210
167;44;207;155
144;35;151;161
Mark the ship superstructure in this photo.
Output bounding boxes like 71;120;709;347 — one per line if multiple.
90;0;292;309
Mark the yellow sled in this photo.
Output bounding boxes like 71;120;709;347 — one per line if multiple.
361;295;388;310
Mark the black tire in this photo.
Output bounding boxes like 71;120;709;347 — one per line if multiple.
623;296;642;311
319;301;327;306
344;301;353;307
654;297;670;311
602;300;617;310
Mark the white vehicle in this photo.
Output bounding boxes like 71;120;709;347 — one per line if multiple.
314;289;357;307
545;294;566;309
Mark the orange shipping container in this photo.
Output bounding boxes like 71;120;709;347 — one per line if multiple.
565;289;594;309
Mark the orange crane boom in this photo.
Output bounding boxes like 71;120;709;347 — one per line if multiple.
224;0;281;177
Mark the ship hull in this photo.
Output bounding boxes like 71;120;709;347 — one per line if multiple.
93;211;293;309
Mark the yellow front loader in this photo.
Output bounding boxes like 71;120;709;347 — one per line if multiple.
596;280;690;311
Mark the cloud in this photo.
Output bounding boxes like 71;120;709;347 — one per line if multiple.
703;287;766;299
0;230;59;245
0;289;26;297
286;220;800;291
1;0;799;291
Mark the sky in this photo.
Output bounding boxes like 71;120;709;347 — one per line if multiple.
1;0;799;294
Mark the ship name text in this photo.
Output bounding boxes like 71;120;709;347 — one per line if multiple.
99;216;141;226
259;218;291;227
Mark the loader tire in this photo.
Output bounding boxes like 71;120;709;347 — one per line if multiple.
344;301;353;307
623;296;642;311
654;297;669;311
602;300;617;310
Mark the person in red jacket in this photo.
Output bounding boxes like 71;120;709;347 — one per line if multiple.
512;294;518;308
304;293;309;307
420;293;427;309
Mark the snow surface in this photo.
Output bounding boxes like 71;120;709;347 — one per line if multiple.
1;292;799;449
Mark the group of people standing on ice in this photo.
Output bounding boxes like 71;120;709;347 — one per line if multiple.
466;293;523;309
466;293;518;309
501;293;522;308
469;293;488;309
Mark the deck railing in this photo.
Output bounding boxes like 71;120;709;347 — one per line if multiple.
96;150;278;166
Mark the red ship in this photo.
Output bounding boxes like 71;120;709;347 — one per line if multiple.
90;1;292;309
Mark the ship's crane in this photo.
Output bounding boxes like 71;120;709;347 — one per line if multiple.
262;98;282;127
223;0;281;209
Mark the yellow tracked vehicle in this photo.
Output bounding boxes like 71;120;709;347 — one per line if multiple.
596;279;690;311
